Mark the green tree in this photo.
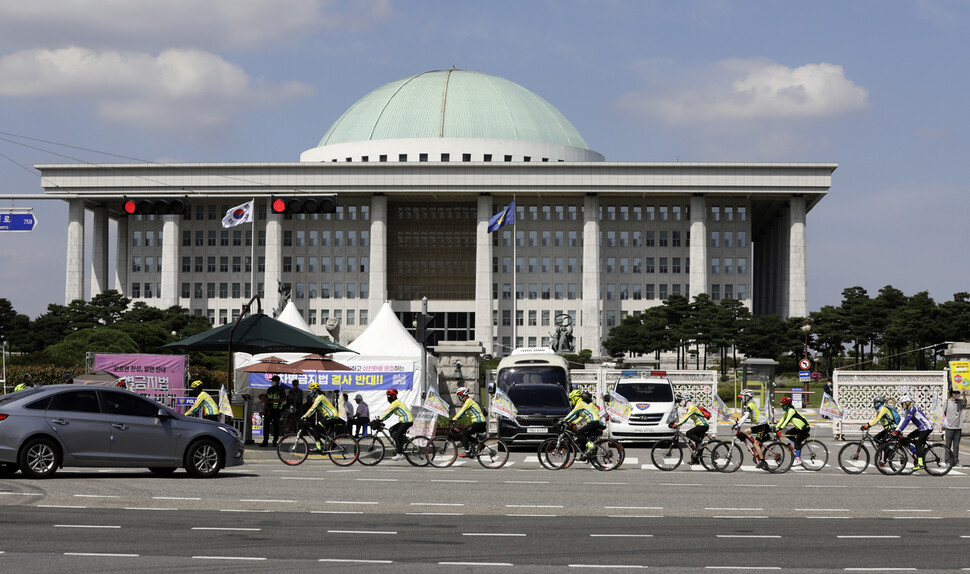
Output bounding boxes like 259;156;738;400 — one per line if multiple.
0;298;31;352
42;327;139;367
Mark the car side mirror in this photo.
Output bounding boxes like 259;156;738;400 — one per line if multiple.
156;408;174;419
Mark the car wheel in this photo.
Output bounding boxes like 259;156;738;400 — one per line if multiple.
0;462;19;477
184;439;223;478
148;466;178;477
19;437;61;479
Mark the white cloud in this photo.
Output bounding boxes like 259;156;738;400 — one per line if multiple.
0;0;392;51
0;47;314;133
619;58;869;125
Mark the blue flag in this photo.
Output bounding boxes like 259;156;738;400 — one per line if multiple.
487;200;516;233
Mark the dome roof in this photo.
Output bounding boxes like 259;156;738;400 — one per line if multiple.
314;70;591;150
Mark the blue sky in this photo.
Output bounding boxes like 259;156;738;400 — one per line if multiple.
0;1;967;319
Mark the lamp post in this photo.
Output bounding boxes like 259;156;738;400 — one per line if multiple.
1;339;7;393
801;319;811;360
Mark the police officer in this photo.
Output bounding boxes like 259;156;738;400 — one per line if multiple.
184;380;219;421
262;375;286;447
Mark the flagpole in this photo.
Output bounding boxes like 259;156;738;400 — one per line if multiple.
512;198;517;349
250;198;256;303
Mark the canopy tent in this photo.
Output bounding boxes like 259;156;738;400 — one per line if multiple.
276;301;314;336
164;311;351;356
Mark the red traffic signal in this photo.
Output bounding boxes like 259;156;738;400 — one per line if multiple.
122;198;187;215
270;196;336;214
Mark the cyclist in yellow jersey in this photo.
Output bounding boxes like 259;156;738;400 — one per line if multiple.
671;392;710;464
184;380;218;421
452;386;487;457
302;382;343;453
775;395;811;465
734;389;768;466
376;388;413;460
563;390;600;458
860;395;896;445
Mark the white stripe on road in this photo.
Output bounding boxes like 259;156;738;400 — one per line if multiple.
706;507;763;511
38;505;86;509
55;524;121;529
880;509;932;512
606;515;663;519
716;535;781;538
192;527;262;531
440;562;514;567
64;552;138;557
406;512;463;516
606;506;662;510
240;499;297;503
357;478;397;482
506;514;558;517
327;500;378;505
73;494;119;498
591;534;654;538
794;508;848;512
462;533;526;537
319;559;394;564
310;511;363;515
569;565;646;569
328;530;396;535
219;509;273;513
837;536;900;539
154;496;201;501
431;479;478;483
193;556;266;561
410;502;464;506
506;504;563;508
0;492;42;496
505;480;549;484
843;569;916;571
706;568;780;570
124;507;177;511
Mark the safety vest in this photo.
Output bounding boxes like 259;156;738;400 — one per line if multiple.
379;399;413;423
453;398;486;424
304;393;338;419
266;386;285;411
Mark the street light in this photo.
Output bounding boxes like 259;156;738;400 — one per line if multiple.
801;319;811;360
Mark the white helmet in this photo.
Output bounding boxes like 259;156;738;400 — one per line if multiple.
739;389;754;402
457;386;469;398
898;394;913;405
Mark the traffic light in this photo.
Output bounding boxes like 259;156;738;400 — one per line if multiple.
414;312;436;347
270;196;337;214
122;198;187;215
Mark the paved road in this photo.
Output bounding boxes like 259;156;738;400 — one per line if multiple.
2;443;969;572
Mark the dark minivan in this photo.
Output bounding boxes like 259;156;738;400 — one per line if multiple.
492;349;571;444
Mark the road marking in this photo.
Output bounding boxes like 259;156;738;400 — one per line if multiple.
192;527;262;531
319;559;394;564
327;500;378;505
506;504;563;508
569;565;646;569
356;478;397;482
735;484;776;488
585;481;628;485
705;507;763;511
807;516;852;519
505;480;549;484
881;509;932;512
73;494;119;498
837;536;900;539
328;530;396;535
843;568;917;571
712;516;768;519
410;502;464;506
431;479;478;483
310;511;363;515
193;556;266;561
806;485;847;488
705;568;780;570
219;509;273;513
893;516;941;519
240;499;297;503
606;515;663;519
462;533;526;537
876;486;918;489
506;513;558;517
440;562;514;567
38;505;87;509
280;476;326;480
659;483;701;486
716;535;781;538
591;534;654;538
606;506;662;510
123;507;177;511
406;512;463;516
64;552;138;557
154;496;201;501
0;492;42;496
794;508;848;512
55;524;121;529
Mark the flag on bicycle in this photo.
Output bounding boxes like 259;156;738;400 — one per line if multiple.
490;387;517;420
712;393;734;422
819;392;843;420
423;385;450;418
604;391;632;423
218;385;234;418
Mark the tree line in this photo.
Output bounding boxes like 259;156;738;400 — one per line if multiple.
603;287;970;375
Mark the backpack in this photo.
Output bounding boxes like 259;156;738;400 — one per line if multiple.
886;405;901;425
698;405;712;420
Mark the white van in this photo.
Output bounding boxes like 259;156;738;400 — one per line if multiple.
607;371;678;442
491;348;571;444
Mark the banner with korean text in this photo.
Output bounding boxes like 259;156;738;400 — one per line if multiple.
245;360;414;391
605;391;632;423
819;392;844;420
92;353;188;412
950;361;970;391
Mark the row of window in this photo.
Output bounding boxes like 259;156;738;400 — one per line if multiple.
198;307;368;327
174;282;371;300
330;153;558;163
493;256;747;275
132;203;370;223
493;229;748;249
491;282;747;301
503;204;748;223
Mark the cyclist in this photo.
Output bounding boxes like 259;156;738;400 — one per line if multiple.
375;388;413;460
775;395;811;465
671;392;710;464
184;380;218;421
452;386;487;458
302;382;343;453
734;389;769;467
860;395;896;446
894;393;933;471
562;390;599;459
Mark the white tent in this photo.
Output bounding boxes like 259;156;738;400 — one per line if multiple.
334;302;438;426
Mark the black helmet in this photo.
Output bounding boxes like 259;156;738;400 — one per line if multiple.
580;390;593;404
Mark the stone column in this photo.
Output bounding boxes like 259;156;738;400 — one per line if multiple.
689;195;708;299
580;194;600;353
263;201;283;314
368;194;387;321
160;214;180;308
787;196;807;318
114;216;128;296
474;195;494;352
65;199;85;303
90;207;109;298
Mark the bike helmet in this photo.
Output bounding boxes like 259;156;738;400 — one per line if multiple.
580;390;593;404
457;386;469;399
190;380;204;389
308;382;320;392
568;389;583;405
898;393;912;406
873;395;885;408
386;388;399;398
780;396;793;406
681;392;693;401
739;389;754;402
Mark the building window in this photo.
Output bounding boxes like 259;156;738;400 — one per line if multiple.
206;283;215;298
645;231;655;247
220;257;229;273
659;257;668;274
645;257;655;274
711;258;720;274
737;231;746;248
738;284;747;300
711;284;721;301
131;282;141;297
711;232;720;248
737;258;747;275
659;231;668;247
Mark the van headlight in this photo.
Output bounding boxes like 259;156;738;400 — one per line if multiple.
218;425;241;439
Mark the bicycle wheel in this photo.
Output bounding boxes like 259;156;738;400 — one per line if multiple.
763;442;790;473
875;442;907;475
800;439;828;471
428;437;458;468
923;443;953;476
711;441;743;473
697;441;717;471
539;438;573;470
477;438;510;469
356;435;385;466
276;433;309;466
592;438;623;471
650;439;683;471
837;442;870;474
404;436;431;467
328;434;359;466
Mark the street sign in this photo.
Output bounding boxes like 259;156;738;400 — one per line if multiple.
799;370;811;382
799;358;811;370
0;212;38;232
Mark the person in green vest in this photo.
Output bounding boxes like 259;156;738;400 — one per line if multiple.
184;380;218;421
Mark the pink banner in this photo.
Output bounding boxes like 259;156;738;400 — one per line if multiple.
92;354;188;412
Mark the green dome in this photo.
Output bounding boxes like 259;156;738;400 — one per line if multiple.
316;70;591;150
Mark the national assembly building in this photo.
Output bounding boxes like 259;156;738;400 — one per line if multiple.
36;69;835;357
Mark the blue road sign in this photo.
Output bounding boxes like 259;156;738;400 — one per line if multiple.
0;212;38;232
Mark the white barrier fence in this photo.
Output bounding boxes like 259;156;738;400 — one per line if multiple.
833;370;948;439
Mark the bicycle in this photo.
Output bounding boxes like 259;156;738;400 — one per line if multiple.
538;422;624;471
277;418;359;466
710;427;783;473
837;427;893;474
649;426;717;471
356;419;431;467
764;429;829;472
426;425;510;469
874;433;953;476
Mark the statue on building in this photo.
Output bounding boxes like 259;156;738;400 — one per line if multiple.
325;317;340;343
273;280;291;318
549;313;575;354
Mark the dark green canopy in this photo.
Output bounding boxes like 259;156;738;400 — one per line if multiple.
164;312;353;355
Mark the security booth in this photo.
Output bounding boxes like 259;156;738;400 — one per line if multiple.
741;358;778;422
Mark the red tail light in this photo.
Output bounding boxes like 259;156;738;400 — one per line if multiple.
0;414;8;421
650;370;667;377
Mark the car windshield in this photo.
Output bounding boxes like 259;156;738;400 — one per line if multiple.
508;385;569;408
615;382;674;402
498;366;567;390
0;387;45;405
